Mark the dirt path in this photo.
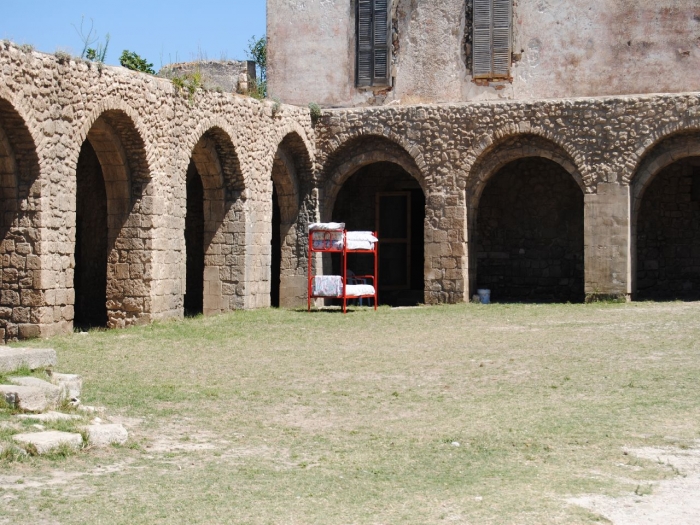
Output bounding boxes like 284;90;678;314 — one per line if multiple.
570;442;700;524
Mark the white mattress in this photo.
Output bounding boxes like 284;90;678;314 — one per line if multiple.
346;231;378;251
345;284;376;297
308;222;345;231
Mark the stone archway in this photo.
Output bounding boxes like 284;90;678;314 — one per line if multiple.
0;97;41;340
185;127;245;316
467;135;585;302
631;133;700;300
270;132;311;308
74;110;151;329
322;136;428;306
333;161;426;306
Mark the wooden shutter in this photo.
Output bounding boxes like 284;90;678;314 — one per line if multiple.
473;0;512;79
357;0;390;87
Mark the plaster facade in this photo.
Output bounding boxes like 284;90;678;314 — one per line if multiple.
267;0;700;107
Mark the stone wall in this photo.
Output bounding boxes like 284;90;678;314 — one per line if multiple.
313;93;700;304
1;40;700;341
636;157;700;300
158;60;256;94
0;42;314;340
475;157;584;303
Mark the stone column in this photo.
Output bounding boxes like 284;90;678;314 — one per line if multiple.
584;183;630;300
424;191;468;304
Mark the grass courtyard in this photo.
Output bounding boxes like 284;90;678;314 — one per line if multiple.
1;301;699;524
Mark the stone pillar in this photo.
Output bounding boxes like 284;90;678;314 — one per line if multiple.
424;191;468;304
584;183;630;300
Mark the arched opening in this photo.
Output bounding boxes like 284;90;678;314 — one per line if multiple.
184;127;244;316
475;157;584;302
0;98;41;340
184;161;205;316
333;161;426;306
270;132;309;308
73;110;150;329
270;186;281;307
636;156;700;300
74;140;108;327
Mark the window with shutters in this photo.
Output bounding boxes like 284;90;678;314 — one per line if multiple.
356;0;390;88
472;0;512;80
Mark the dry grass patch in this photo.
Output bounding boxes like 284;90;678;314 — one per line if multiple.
0;302;699;524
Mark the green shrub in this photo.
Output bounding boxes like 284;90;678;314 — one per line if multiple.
119;50;155;74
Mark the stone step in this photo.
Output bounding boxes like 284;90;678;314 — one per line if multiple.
0;347;57;373
85;423;128;447
0;384;55;412
13;431;83;454
16;411;82;422
47;372;82;400
8;376;61;404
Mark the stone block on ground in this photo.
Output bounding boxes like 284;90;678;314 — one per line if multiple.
16;411;82;422
85;424;128;447
0;347;57;373
13;431;83;454
8;376;61;406
48;372;82;400
0;385;54;412
78;405;105;414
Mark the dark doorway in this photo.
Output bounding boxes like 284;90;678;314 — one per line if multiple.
184;161;204;316
270;185;281;307
476;157;584;303
74;141;108;327
333;162;425;306
636;158;700;300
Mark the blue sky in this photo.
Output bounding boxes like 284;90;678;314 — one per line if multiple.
2;1;266;70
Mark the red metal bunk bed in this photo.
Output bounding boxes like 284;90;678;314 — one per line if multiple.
307;224;378;313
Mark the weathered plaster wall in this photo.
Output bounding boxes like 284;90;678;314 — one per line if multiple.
268;0;700;107
267;0;356;107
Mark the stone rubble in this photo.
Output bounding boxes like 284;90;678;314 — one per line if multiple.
0;347;57;373
0;348;129;455
12;430;83;454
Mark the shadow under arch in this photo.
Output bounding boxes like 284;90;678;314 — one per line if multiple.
466;134;586;303
270;131;313;308
321;134;427;221
322;135;427;306
0;97;41;340
74;109;152;329
185;126;245;315
629;131;700;300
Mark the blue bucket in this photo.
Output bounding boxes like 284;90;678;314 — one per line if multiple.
477;289;491;304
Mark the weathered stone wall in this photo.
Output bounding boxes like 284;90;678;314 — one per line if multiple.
636;157;700;300
2;40;700;340
158;60;256;94
475;157;584;303
268;0;700;107
0;42;315;340
314;92;700;303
